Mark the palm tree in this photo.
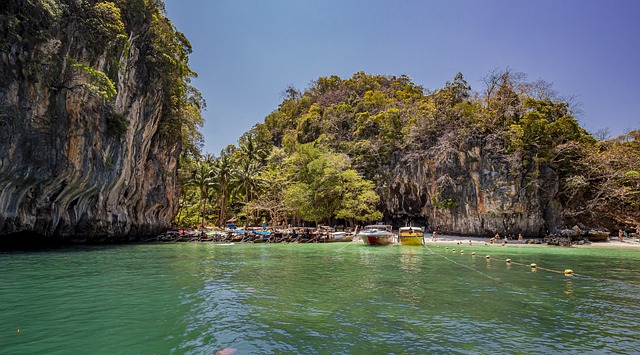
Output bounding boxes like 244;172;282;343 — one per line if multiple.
233;160;267;225
238;132;267;165
212;152;236;227
234;132;270;224
188;154;216;228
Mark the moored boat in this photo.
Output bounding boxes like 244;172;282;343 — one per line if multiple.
360;225;395;245
323;231;355;243
398;226;424;245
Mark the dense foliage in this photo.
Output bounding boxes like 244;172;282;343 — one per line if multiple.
174;135;382;228
177;70;638;231
0;0;204;151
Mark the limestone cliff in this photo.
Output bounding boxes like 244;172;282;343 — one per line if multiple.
0;0;194;241
380;147;561;237
254;72;599;236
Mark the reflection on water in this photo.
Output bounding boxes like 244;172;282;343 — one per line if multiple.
399;247;422;273
1;243;639;353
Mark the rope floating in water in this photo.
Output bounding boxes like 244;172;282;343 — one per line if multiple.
422;241;640;288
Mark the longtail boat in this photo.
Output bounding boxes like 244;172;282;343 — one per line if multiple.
323;231;355;242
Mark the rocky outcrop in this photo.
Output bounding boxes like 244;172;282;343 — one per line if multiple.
586;229;610;242
380;145;561;237
0;1;184;241
543;235;572;246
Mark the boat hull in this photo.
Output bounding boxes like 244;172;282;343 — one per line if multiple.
359;225;395;245
398;227;424;246
324;235;355;243
398;235;423;245
361;235;394;245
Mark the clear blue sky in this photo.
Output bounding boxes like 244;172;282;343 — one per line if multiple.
164;0;640;155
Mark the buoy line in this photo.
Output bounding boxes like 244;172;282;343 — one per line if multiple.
423;243;640;289
490;257;640;288
421;244;577;296
423;244;503;283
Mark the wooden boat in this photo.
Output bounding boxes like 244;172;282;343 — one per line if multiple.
360;225;395;245
252;230;271;243
323;231;355;243
398;226;424;245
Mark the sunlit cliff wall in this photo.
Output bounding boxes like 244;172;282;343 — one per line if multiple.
0;0;184;241
380;146;562;237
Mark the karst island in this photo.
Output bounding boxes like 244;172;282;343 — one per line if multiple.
1;1;639;354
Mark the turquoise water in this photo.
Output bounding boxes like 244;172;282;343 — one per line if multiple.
1;242;639;354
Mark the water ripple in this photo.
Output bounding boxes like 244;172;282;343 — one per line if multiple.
1;243;639;354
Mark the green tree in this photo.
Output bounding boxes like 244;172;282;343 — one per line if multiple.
333;169;382;224
561;130;640;227
238;128;269;165
233;160;267;225
284;142;381;225
212;150;236;227
244;163;291;226
187;154;216;228
174;155;198;226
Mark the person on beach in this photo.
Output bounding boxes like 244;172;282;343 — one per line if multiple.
518;233;523;244
619;229;624;242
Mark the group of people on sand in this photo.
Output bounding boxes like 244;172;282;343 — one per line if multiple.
491;232;524;245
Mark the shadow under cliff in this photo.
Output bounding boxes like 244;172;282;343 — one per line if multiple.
0;231;150;251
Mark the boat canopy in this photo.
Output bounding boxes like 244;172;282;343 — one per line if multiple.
399;226;422;232
364;225;392;231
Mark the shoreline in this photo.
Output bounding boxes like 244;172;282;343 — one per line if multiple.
427;234;640;248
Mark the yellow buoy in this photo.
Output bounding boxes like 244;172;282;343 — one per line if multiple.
530;263;537;268
506;259;511;263
452;249;455;252
471;252;476;255
445;247;449;249
485;255;490;259
460;250;464;254
564;269;574;276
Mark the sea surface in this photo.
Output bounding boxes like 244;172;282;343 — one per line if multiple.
1;241;639;354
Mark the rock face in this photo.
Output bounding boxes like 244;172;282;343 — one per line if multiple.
0;1;183;241
586;230;610;242
380;146;561;237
